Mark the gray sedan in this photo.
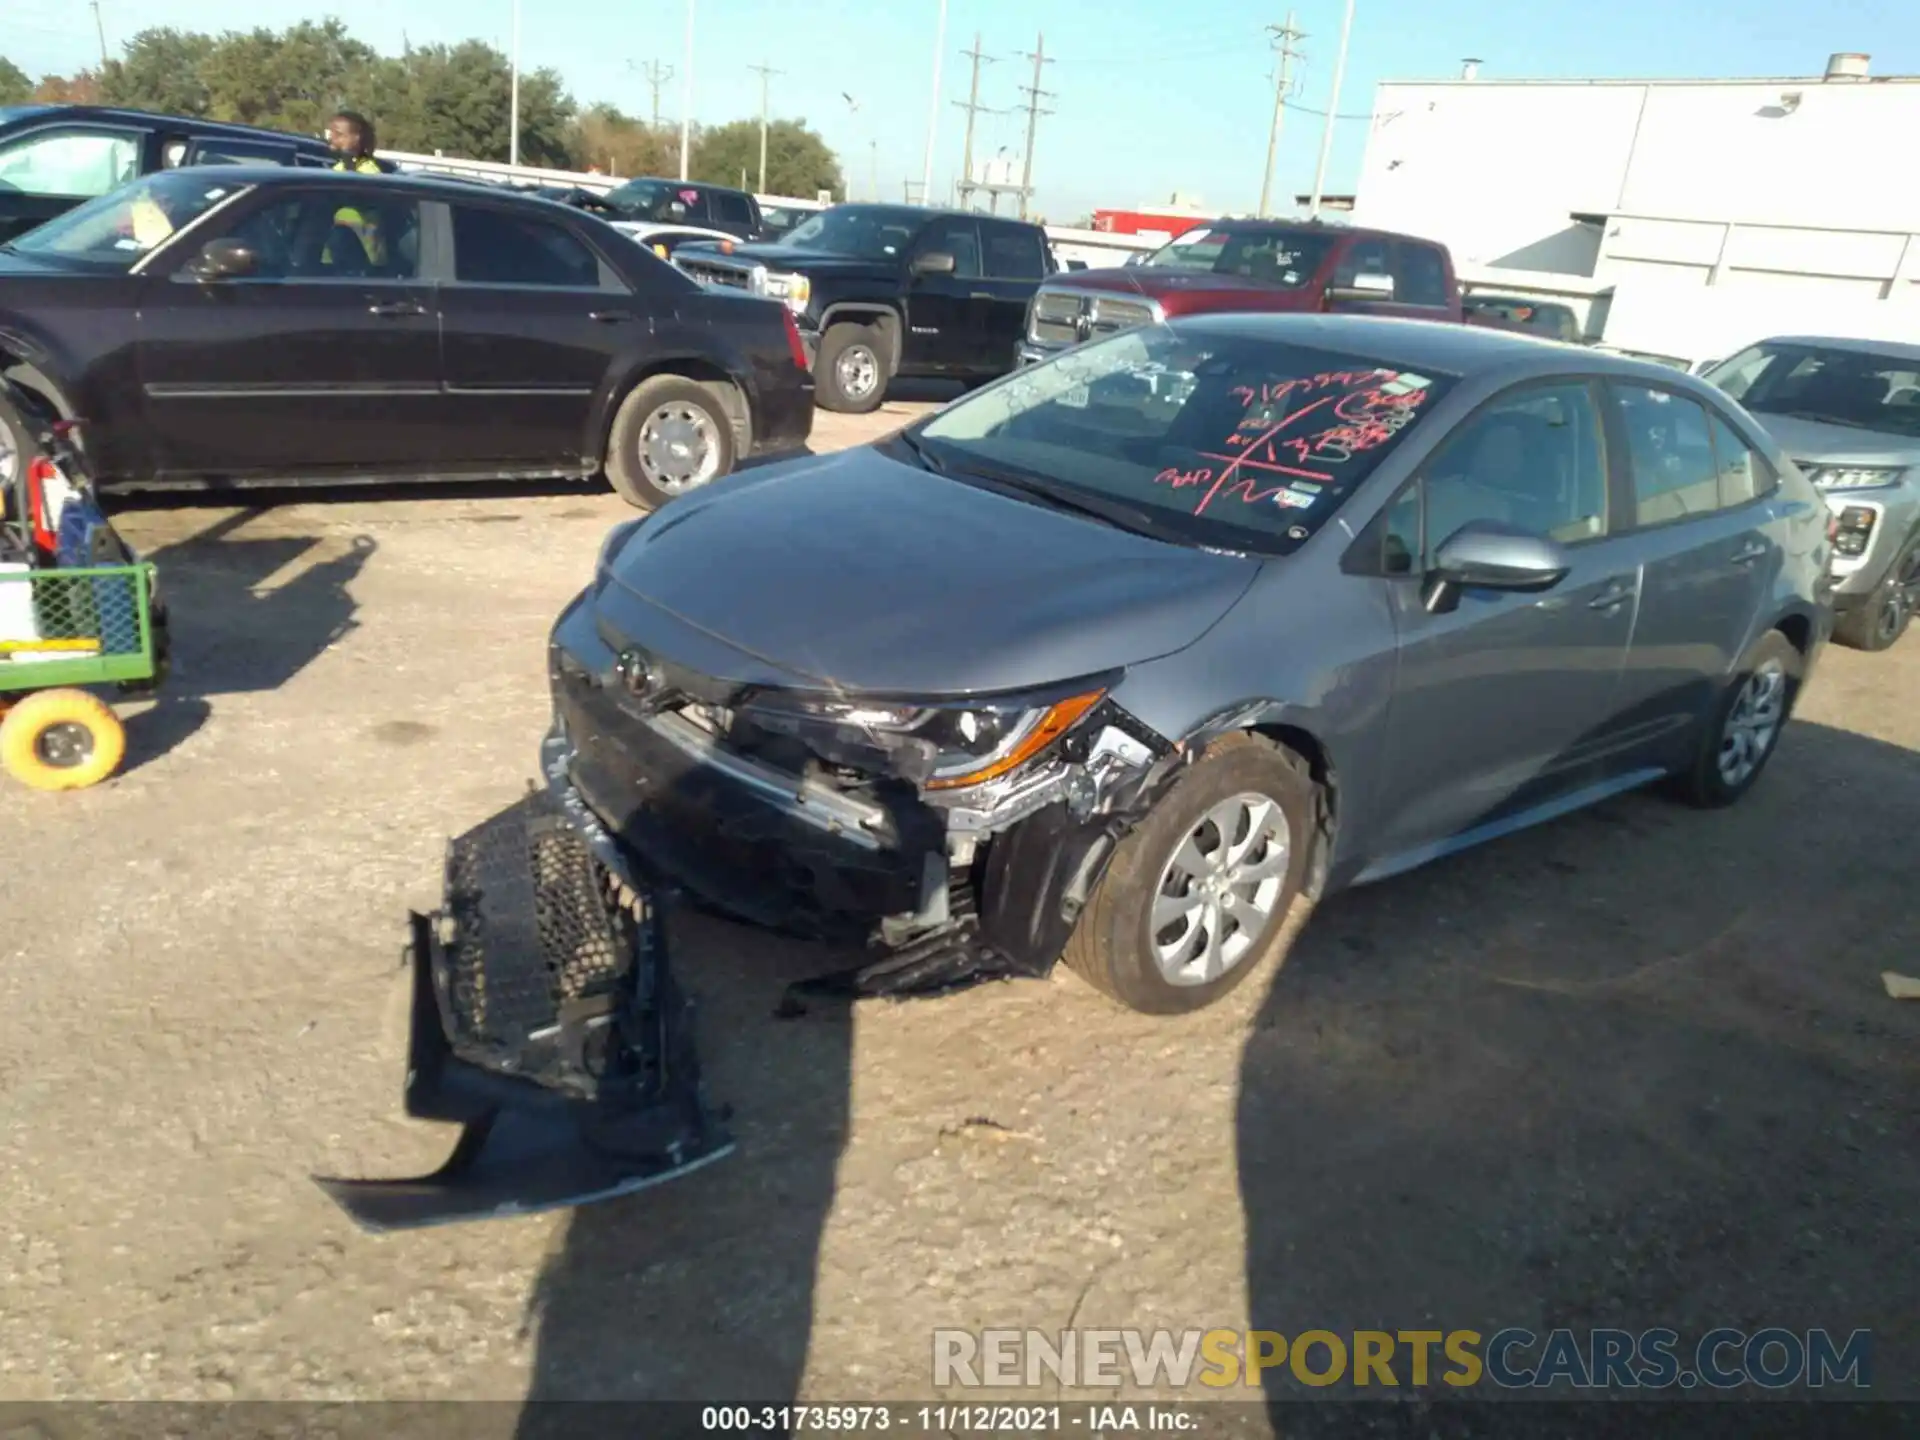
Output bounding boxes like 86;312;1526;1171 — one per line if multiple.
552;313;1834;1014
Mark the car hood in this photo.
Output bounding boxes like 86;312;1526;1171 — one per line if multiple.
1744;411;1920;469
594;447;1260;696
684;241;891;276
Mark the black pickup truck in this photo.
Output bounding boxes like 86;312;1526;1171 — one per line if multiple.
0;104;358;243
672;204;1056;412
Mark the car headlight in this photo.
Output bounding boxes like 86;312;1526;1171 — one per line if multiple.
1808;465;1906;491
743;687;1107;790
761;271;811;313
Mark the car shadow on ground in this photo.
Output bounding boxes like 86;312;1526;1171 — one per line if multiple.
1237;717;1919;1427
499;715;1920;1430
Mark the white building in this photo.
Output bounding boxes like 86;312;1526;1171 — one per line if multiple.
1350;54;1920;362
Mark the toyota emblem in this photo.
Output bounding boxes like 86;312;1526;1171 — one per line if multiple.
615;647;658;700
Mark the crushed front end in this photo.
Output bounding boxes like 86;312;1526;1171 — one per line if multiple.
314;793;733;1232
542;581;1186;1003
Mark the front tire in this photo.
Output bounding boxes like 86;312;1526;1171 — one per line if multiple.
815;323;889;414
0;688;126;791
604;375;737;511
1833;535;1920;652
1669;629;1801;809
1063;735;1315;1015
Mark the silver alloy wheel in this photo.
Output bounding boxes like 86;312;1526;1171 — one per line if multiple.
1877;547;1920;642
636;402;722;495
1716;658;1787;788
835;343;880;401
1150;791;1291;987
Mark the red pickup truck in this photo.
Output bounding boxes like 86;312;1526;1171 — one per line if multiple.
1019;218;1472;367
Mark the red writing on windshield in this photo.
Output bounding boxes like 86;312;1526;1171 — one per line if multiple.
1229;369;1393;412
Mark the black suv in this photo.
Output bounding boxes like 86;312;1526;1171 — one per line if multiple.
0;104;352;243
672;204;1057;412
594;177;764;240
0;165;813;510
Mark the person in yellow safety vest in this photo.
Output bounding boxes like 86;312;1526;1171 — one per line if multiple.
324;110;386;269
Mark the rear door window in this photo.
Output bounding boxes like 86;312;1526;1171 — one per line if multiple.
710;190;754;228
1611;384;1725;526
452;206;613;289
187;137;297;167
981;221;1047;281
1391;242;1450;308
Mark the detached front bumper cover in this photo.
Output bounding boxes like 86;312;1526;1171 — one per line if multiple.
313;793;733;1233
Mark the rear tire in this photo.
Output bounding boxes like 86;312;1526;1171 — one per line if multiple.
604;375;738;512
1063;735;1315;1015
1833;535;1920;652
1668;629;1801;809
815;323;889;414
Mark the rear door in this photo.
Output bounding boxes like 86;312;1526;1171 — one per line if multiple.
976;219;1049;375
437;199;640;468
902;216;984;372
135;183;444;477
0;121;147;243
708;189;757;240
1372;377;1640;857
1599;381;1782;756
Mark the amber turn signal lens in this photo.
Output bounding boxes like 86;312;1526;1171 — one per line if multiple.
923;690;1106;791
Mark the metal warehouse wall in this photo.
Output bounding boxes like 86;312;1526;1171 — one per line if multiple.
1351;75;1920;278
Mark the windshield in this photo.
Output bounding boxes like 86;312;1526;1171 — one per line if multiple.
1139;225;1335;289
916;324;1454;554
6;169;243;269
1707;341;1920;438
602;179;701;222
782;206;921;259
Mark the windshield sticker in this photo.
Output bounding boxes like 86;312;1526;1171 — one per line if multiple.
1165;369;1437;518
1271;486;1317;510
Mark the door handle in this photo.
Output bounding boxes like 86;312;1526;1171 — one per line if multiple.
367;299;425;317
1587;584;1634;612
589;309;635;323
1730;541;1768;566
968;291;996;302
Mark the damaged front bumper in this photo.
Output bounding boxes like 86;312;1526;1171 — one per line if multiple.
545;652;1182;1001
313;794;733;1232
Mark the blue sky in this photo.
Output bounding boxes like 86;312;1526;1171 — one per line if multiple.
6;0;1917;217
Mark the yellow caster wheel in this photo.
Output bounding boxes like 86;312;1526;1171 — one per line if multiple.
0;689;126;791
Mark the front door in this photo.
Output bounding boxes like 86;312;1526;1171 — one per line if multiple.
136;184;444;478
975;219;1049;375
1600;382;1783;759
902;216;985;373
436;200;639;468
1373;378;1639;858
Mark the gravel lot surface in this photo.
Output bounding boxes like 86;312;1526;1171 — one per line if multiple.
1;391;1914;1424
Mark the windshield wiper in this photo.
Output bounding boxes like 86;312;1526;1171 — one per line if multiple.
947;457;1182;541
893;429;947;473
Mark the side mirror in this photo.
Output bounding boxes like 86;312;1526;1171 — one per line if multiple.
189;238;258;282
912;250;957;276
1422;520;1569;614
1326;271;1396;306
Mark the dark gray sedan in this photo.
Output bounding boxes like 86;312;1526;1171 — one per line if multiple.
547;314;1835;1014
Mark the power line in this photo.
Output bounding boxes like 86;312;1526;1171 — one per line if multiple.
632;59;675;127
1284;98;1373;120
1015;32;1055;221
747;60;784;193
1258;12;1306;217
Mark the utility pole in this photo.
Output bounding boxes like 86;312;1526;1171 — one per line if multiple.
508;0;521;167
679;0;695;181
89;1;109;67
634;60;674;127
953;33;998;211
1308;0;1354;217
921;0;948;211
1258;13;1306;217
748;61;784;193
1015;33;1055;221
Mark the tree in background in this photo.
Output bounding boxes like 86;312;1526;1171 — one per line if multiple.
570;104;680;178
0;57;31;107
33;71;103;104
195;20;379;138
383;40;574;165
693;118;843;198
99;28;216;116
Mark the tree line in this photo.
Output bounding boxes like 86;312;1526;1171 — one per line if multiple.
1;21;845;198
